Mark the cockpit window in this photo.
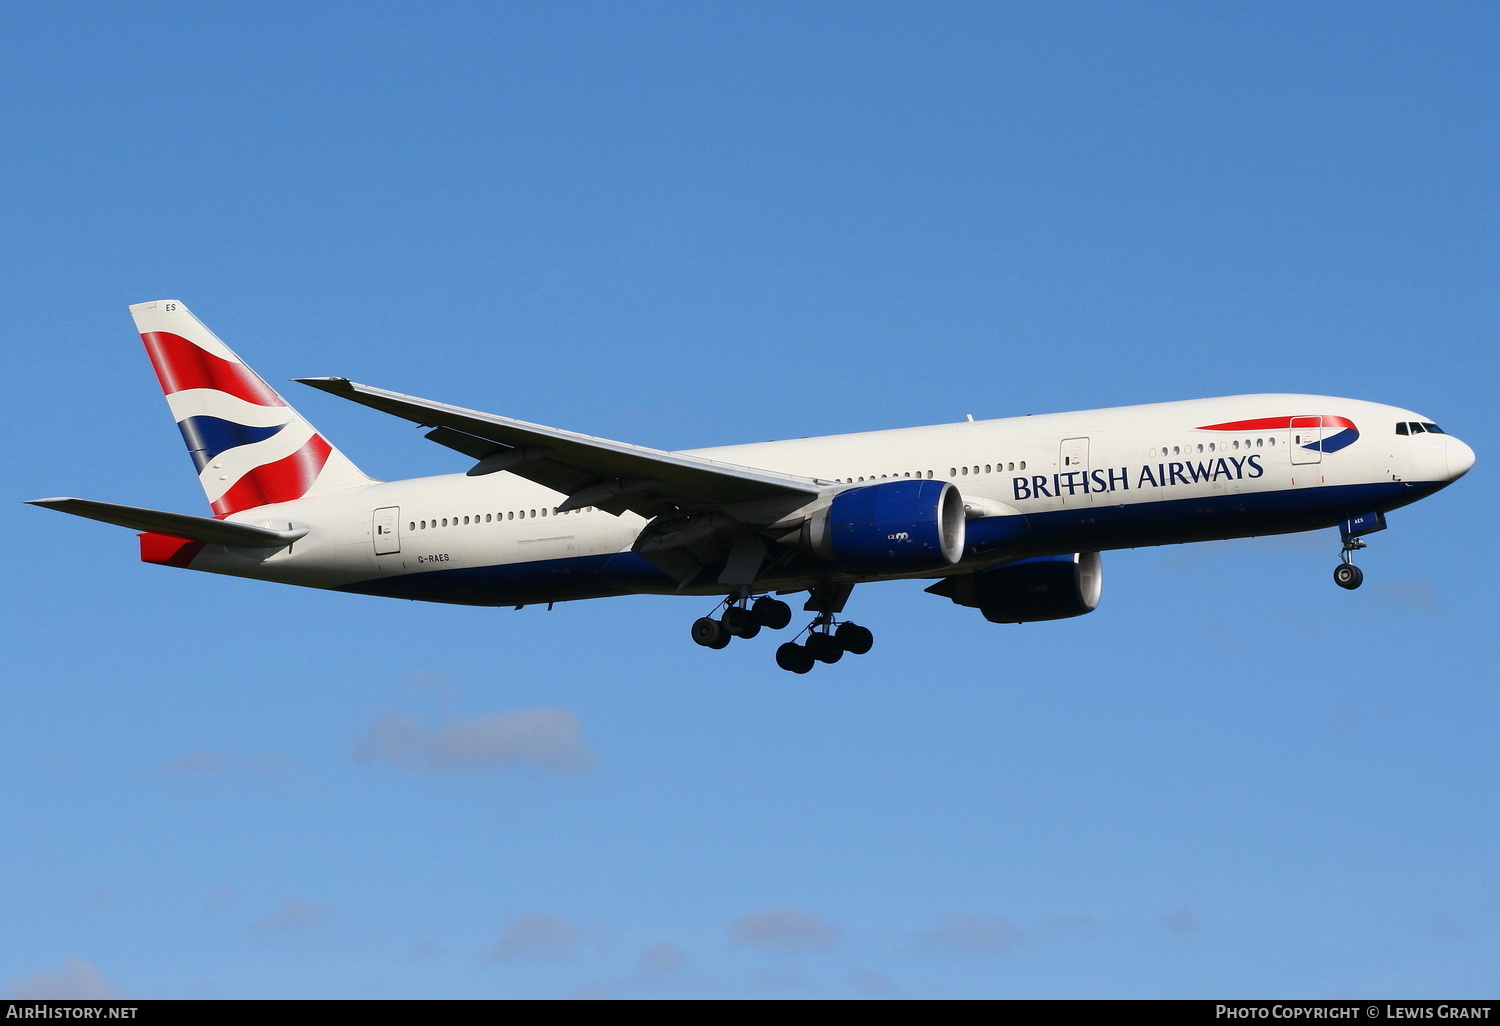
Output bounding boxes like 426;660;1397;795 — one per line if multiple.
1409;422;1426;434
1421;422;1445;434
1396;422;1409;435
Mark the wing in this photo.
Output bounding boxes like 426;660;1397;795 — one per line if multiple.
295;377;826;523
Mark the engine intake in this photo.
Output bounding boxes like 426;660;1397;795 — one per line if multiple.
926;552;1102;622
802;479;966;573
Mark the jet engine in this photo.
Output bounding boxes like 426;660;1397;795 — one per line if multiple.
801;479;966;573
925;552;1102;622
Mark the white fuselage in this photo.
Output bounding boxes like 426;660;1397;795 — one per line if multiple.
177;393;1472;606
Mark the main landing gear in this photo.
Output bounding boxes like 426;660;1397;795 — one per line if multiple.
690;595;793;650
773;617;875;675
689;583;877;673
690;585;876;672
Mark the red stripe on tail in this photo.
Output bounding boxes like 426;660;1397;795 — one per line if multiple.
210;435;333;516
140;331;288;407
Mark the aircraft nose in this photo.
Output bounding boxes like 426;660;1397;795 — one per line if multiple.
1447;436;1476;481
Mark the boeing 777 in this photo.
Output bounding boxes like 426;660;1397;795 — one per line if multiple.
29;301;1475;672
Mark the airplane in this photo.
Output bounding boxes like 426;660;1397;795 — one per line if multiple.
29;301;1475;673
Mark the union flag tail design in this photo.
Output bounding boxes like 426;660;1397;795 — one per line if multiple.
130;300;372;516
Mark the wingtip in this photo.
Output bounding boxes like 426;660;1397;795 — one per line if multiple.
293;376;354;393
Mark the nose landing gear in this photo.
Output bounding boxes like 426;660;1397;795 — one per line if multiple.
1334;538;1365;590
1332;511;1385;591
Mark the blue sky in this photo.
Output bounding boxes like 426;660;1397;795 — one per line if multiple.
3;1;1496;999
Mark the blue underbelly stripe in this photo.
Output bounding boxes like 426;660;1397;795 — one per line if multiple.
337;479;1444;607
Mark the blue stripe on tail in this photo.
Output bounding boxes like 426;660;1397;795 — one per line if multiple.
176;416;286;471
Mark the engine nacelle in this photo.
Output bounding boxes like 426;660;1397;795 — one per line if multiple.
926;552;1102;623
802;479;966;573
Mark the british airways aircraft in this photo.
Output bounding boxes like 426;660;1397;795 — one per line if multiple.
30;301;1475;673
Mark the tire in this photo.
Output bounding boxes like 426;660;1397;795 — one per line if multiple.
1333;564;1364;590
805;632;844;664
752;597;793;630
691;616;731;648
722;606;760;639
776;642;815;674
835;622;874;655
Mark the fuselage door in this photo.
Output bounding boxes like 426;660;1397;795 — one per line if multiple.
1290;417;1323;465
373;506;401;555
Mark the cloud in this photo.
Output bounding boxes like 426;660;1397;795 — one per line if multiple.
914;912;1024;954
354;707;594;775
846;968;898;996
158;749;302;779
246;895;333;935
488;913;587;962
638;941;688;978
748;966;815;994
1373;577;1440;613
1162;905;1199;935
400;669;462;697
728;907;839;951
9;959;119;999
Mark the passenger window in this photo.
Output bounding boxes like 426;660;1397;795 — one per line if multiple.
1019;461;1026;470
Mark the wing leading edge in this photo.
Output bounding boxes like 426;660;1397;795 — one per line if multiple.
295;377;826;523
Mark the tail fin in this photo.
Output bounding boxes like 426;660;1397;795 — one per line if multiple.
130;300;373;516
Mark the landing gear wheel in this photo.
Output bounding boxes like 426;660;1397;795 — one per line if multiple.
722;606;761;639
752;597;793;630
1333;563;1364;590
691;616;731;649
835;622;874;655
776;642;815;674
805;633;844;664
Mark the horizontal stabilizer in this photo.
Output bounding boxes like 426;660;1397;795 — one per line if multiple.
26;497;307;547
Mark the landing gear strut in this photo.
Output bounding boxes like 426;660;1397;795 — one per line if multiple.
1334;538;1365;591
